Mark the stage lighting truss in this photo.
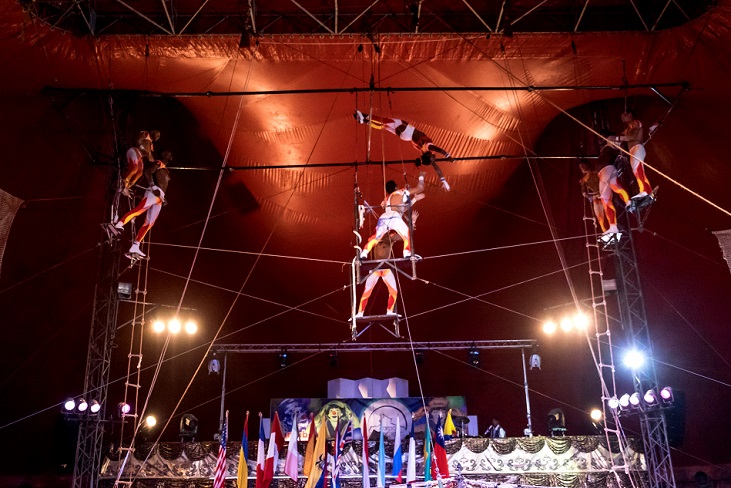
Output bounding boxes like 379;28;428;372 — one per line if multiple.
610;386;675;415
61;397;102;417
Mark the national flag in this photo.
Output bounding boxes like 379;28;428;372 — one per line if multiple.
391;417;403;482
406;421;416;484
304;415;328;488
377;424;385;488
423;419;433;482
361;415;371;488
213;410;229;488
284;410;300;481
434;416;450;478
303;413;316;476
443;409;457;440
237;411;250;488
255;413;267;488
332;419;353;488
263;412;284;488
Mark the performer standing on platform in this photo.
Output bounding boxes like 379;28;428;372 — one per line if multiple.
484;417;506;438
356;212;419;318
114;150;172;258
360;173;425;260
579;160;608;233
595;137;631;239
354;110;452;191
611;111;652;201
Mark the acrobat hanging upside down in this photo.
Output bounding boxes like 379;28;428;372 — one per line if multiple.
354;110;452;191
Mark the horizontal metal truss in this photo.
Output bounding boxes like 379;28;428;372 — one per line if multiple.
22;0;709;37
214;339;537;353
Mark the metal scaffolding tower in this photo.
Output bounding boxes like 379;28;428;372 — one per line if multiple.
614;207;676;488
72;232;122;488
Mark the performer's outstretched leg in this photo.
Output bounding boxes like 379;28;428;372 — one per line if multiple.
629;145;652;197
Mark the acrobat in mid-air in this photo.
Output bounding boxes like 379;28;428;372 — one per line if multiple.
354;110;452;191
360;173;426;260
113;150;172;259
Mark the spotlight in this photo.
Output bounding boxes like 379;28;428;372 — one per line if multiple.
608;397;619;410
644;389;658;404
168;318;181;334
117;282;133;300
208;353;221;375
619;394;631;409
590;409;603;422
573;313;589;330
152;320;166;333
184;320;197;335
529;352;541;370
89;400;101;414
328;350;338;367
542;321;557;334
180;413;198;442
559;318;573;332
119;402;131;415
145;415;157;428
660;387;674;402
468;347;480;366
629;392;641;407
547;408;566;436
623;349;646;369
77;399;88;412
64;398;76;411
279;349;289;369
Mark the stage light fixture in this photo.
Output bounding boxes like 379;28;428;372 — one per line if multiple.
468;347;480;366
152;320;166;333
180;413;198;442
629;392;641;407
590;409;603;422
542;321;557;334
660;387;674;402
530;352;541;370
547;408;566;436
168;318;181;334
328;350;338;367
64;398;76;411
145;415;157;428
77;399;88;412
184;320;197;335
559;317;573;332
279;349;289;368
119;402;131;415
573;313;589;330
415;349;426;365
89;400;101;414
208;354;221;375
619;393;631;409
117;282;133;300
644;389;658;404
608;397;620;410
623;349;645;369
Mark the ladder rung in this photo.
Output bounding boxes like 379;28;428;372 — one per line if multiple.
125;382;141;388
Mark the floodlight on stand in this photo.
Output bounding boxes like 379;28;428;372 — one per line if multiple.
619;394;631;409
542;320;557;334
89;400;101;414
77;399;88;412
168;318;181;334
63;398;76;411
660;386;674;402
608;397;620;410
644;389;658;404
117;282;133;300
629;392;641;407
152;320;166;333
623;349;646;369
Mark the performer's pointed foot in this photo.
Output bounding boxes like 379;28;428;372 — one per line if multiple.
632;191;648;200
354;110;365;124
128;242;146;258
360;249;369;260
355;311;364;319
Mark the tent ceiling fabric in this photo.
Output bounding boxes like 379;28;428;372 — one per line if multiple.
2;0;731;480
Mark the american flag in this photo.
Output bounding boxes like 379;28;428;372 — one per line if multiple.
214;410;229;488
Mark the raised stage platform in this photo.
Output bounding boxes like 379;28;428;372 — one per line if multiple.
100;435;646;488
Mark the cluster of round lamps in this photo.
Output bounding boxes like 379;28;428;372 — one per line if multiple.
63;398;101;414
542;313;590;334
608;387;674;410
152;318;197;334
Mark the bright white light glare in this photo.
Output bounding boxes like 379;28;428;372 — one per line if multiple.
590;409;603;422
608;397;620;409
644;389;657;404
623;349;646;369
629;392;641;406
152;320;166;333
560;318;573;332
619;394;631;408
184;321;197;335
90;400;101;413
77;399;88;412
119;402;131;414
145;415;157;428
660;387;673;401
168;318;181;334
543;321;557;334
64;398;76;411
573;313;590;330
